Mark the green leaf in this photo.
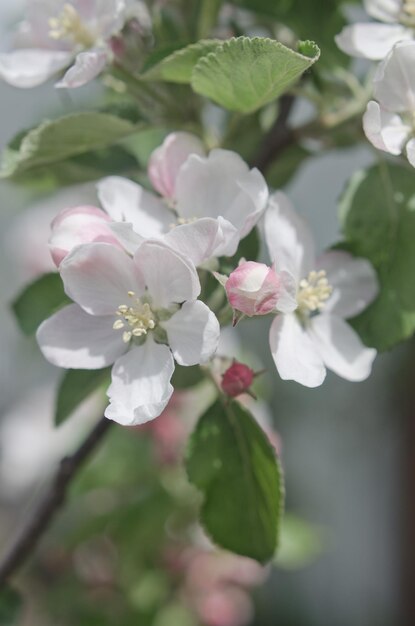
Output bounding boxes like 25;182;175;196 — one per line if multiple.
186;399;283;562
1;112;142;179
0;587;22;625
55;368;111;427
143;39;221;82
339;163;415;351
12;273;70;335
171;364;204;389
191;37;320;113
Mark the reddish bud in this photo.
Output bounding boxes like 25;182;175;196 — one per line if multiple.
221;362;255;398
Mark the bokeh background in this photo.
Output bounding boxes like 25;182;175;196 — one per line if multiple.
0;2;412;625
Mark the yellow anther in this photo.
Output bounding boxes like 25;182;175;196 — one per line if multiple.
297;270;333;314
114;294;156;343
48;3;95;47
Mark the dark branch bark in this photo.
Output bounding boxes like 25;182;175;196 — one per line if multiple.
251;94;296;174
0;415;113;588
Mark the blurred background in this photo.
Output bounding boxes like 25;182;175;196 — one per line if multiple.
0;2;412;625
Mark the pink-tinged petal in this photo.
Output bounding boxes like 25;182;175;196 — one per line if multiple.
335;23;411;60
264;192;315;281
175;149;268;237
61;242;145;315
406;137;415;167
364;0;402;22
97;176;172;237
162;301;220;366
49;205;121;266
55;49;107;88
108;222;145;255
105;338;174;425
164;217;239;266
225;262;281;317
317;250;379;318
37;303;126;369
148;131;206;199
134;241;200;308
373;40;415;112
0;49;72;88
269;314;326;388
363;101;410;154
309;314;376;382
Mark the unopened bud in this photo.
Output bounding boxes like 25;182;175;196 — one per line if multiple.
222;362;255;398
225;261;281;317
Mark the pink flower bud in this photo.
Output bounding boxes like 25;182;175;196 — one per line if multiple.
148;131;206;200
225;261;281;316
49;205;121;266
221;362;254;398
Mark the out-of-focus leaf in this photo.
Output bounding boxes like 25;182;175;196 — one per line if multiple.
171;365;204;389
275;513;325;570
191;37;320;113
339;163;415;351
266;144;311;188
12;273;70;335
1;112;143;179
55;368;110;427
186;399;283;562
0;587;22;625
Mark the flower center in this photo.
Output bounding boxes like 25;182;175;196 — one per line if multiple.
297;270;332;315
48;3;95;48
113;291;156;343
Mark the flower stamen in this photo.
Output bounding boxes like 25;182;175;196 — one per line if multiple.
113;291;156;343
49;4;95;48
297;270;333;314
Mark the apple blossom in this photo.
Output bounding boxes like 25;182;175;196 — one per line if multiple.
262;192;378;387
0;0;128;88
363;40;415;166
95;133;268;266
49;205;122;266
335;0;415;60
37;240;220;425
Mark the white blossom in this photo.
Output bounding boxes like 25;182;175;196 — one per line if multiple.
37;241;220;425
363;40;415;166
336;0;415;60
264;192;378;387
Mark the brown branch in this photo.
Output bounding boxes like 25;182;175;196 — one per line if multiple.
251;94;296;174
0;415;113;588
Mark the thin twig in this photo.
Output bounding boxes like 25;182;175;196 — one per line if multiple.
251;94;296;173
0;416;113;588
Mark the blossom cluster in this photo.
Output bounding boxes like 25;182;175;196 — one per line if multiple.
36;130;379;425
336;0;415;166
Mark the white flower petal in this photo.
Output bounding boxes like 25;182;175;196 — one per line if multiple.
134;241;200;308
108;221;145;255
85;0;127;38
175;149;268;236
406;137;415;166
309;314;376;382
0;49;72;88
162;301;220;366
37;303;125;369
61;242;145;315
364;0;402;22
164;217;239;266
56;49;107;88
317;250;379;318
264;191;315;281
97;176;172;237
148;131;206;199
105;338;174;425
335;23;412;60
269;314;326;388
363;101;410;154
276;270;298;314
373;40;415;112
